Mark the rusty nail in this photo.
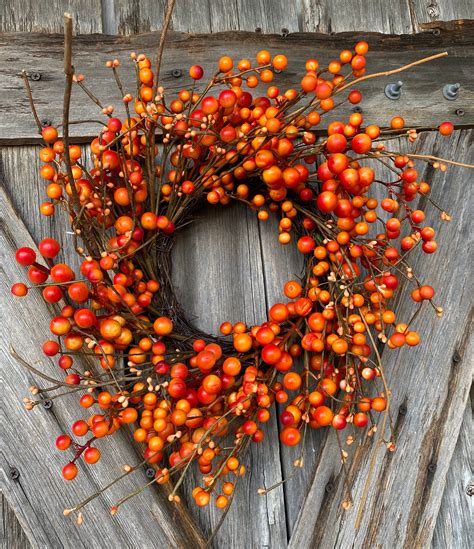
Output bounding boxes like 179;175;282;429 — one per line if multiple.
145;467;155;479
10;467;20;480
172;69;182;78
443;83;460;101
384;81;403;100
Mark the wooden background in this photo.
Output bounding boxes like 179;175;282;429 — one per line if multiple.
1;1;472;547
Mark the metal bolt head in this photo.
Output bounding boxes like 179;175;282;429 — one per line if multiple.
443;83;460;101
384;81;403;100
42;399;53;410
30;72;41;81
171;69;182;78
41;119;53;127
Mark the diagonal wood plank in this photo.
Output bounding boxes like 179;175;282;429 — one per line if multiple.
0;186;206;549
289;130;473;548
0;144;288;547
173;202;289;547
432;391;473;549
1;25;473;143
1;493;32;549
0;0;103;33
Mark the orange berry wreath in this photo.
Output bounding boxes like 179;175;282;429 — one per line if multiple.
10;14;473;523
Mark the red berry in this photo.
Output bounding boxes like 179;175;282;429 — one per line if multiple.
189;65;204;80
438;121;454;136
62;462;78;480
280;426;301;446
56;434;72;451
84;447;101;464
15;247;36;266
39;238;60;258
11;282;28;296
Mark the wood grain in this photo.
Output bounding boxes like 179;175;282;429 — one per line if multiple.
1;494;31;549
432;393;473;549
0;0;103;33
1;25;473;143
301;0;415;34
289;130;474;548
113;0;301;34
411;0;474;31
0;186;207;548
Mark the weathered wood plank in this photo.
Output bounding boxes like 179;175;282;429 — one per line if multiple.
112;0;300;34
0;0;103;33
0;144;288;547
432;392;473;549
1;25;473;143
1;493;32;549
173;203;288;547
301;0;415;34
289;130;474;547
112;0;213;35
0;146;89;275
0;186;207;549
411;0;474;31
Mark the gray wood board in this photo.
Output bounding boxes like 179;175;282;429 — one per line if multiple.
0;133;473;548
8;0;469;36
0;186;208;549
1;493;32;549
432;393;473;549
0;25;473;143
289;129;474;548
0;0;103;33
0;147;288;548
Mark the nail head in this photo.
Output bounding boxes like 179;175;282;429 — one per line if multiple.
145;467;155;478
10;467;20;480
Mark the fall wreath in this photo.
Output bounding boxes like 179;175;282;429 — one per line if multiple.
10;7;473;527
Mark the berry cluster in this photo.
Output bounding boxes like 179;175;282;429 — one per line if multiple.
12;40;463;517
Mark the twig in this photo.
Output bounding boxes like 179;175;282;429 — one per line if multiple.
393;152;474;169
152;0;176;98
21;70;43;134
62;13;81;211
334;52;449;96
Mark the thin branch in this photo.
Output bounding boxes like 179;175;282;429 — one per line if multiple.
62;13;81;211
334;51;449;96
397;152;474;169
152;0;176;98
21;70;43;134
